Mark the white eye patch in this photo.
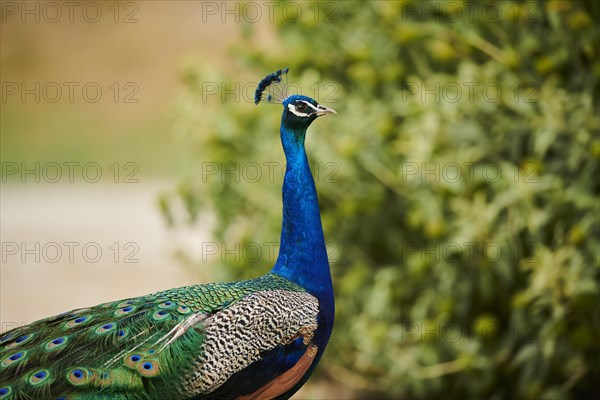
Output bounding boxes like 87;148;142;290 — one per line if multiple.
287;100;318;117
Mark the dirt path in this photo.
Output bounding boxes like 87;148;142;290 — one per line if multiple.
0;181;207;328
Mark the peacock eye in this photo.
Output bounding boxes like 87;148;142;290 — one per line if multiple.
296;102;307;112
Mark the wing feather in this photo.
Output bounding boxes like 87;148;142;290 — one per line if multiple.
0;274;308;399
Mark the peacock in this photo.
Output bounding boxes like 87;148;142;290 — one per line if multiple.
0;68;336;400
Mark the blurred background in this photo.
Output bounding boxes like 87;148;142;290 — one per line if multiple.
1;1;598;399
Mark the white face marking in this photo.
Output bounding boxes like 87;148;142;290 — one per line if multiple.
287;100;319;117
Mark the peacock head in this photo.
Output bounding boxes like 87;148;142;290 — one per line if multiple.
281;94;337;130
255;68;336;130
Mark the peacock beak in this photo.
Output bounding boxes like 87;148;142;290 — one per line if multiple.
315;104;337;116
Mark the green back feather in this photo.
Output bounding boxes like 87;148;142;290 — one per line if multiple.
0;274;305;399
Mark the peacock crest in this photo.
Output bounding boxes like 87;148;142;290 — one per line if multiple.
254;67;290;104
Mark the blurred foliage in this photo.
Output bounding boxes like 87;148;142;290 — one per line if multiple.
163;1;599;399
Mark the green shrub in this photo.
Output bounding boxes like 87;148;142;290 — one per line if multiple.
163;1;599;398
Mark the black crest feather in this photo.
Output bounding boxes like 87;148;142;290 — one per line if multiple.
254;68;289;105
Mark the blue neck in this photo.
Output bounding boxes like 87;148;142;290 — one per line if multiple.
271;121;332;302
